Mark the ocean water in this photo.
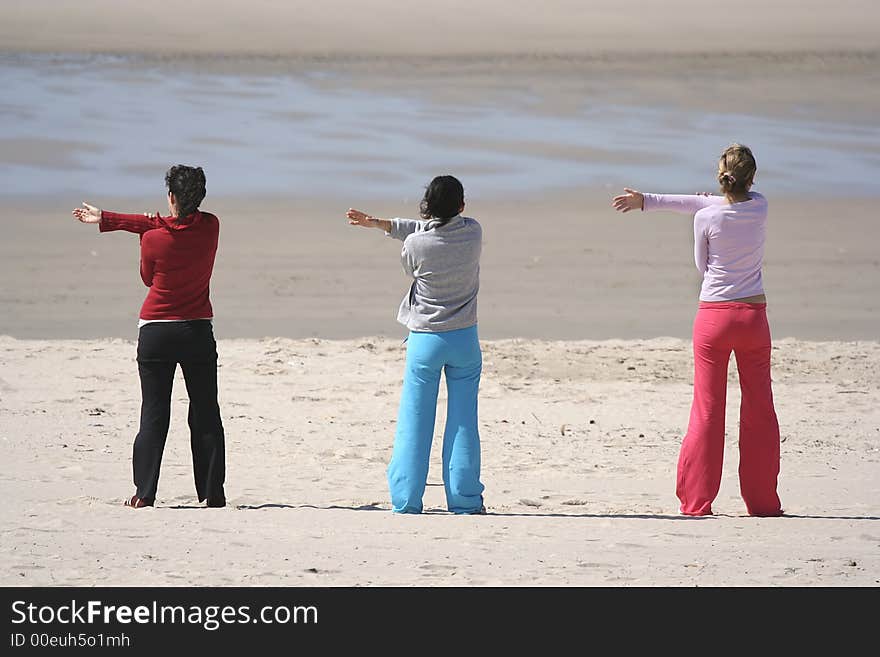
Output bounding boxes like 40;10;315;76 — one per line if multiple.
1;54;878;200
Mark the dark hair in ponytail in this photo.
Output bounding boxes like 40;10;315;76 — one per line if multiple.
165;164;206;218
419;175;464;223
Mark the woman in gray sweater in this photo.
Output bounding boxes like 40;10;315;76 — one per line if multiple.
347;175;485;514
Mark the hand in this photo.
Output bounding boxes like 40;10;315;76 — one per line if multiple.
72;201;102;223
347;208;381;228
611;188;644;213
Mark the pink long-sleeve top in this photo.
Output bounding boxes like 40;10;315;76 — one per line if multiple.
642;191;768;301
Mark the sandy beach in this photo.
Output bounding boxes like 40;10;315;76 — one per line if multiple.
1;1;879;588
1;335;878;586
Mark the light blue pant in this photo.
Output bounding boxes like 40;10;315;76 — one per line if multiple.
388;325;485;514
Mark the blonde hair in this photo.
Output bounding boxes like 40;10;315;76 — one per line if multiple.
718;143;756;196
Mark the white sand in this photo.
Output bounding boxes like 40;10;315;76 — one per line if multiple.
1;335;877;586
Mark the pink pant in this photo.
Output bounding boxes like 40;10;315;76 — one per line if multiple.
677;302;783;516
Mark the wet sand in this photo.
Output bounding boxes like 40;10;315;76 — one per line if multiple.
2;1;879;57
1;193;877;341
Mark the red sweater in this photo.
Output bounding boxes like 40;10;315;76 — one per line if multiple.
99;210;219;321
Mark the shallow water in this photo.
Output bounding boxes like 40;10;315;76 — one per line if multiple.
1;54;878;200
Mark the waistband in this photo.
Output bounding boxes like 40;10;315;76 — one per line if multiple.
138;317;213;328
409;323;478;335
698;302;766;310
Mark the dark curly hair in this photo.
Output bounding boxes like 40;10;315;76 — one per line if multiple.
165;164;206;218
419;175;464;223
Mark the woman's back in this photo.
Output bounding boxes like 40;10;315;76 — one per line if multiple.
346;174;486;515
694;191;767;301
393;214;481;332
138;211;219;320
612;143;783;517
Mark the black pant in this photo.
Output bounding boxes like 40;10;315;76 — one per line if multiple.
134;320;225;505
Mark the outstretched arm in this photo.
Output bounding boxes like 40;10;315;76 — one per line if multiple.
611;188;646;212
612;188;726;215
347;208;391;233
347;208;422;241
72;201;163;234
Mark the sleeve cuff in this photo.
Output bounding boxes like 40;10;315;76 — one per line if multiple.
385;217;404;240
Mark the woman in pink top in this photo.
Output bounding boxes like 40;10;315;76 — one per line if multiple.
612;144;783;517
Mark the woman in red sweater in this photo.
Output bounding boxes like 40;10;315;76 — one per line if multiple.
72;165;226;509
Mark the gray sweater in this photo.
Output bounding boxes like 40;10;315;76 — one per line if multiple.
386;214;481;332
